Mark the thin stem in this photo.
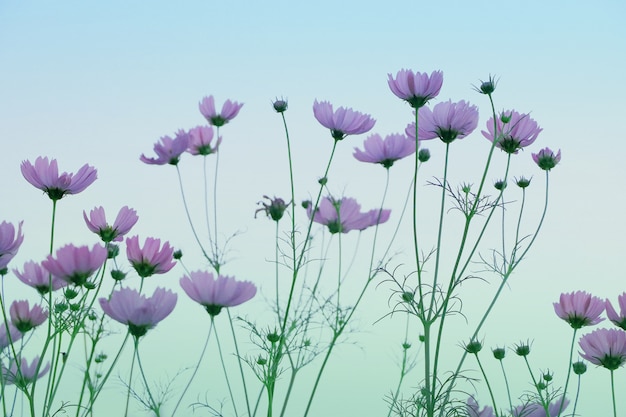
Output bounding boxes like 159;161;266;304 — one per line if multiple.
136;339;160;417
498;360;513;413
213;126;221;273
571;374;582;417
213;317;239;417
124;342;138;417
227;309;251;417
557;329;578;417
610;370;617;417
386;314;411;417
474;354;499;417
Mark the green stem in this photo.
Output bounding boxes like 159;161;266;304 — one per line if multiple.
499;360;513;413
227;309;251;417
124;341;138;417
135;339;160;417
213;126;221;274
474;354;499;417
557;329;577;416
213;317;238;417
611;370;617;417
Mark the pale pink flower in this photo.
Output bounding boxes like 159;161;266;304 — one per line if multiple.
532;147;561;171
0;221;24;271
0;323;22;350
353;133;415;168
199;95;243;127
180;271;256;316
187;125;222;156
10;300;48;333
99;287;177;338
482;110;542;154
313;100;375;140
307;197;390;234
554;291;604;329
513;396;569;417
126;236;176;278
42;244;108;287
466;397;495;417
3;356;50;387
579;328;626;370
140;130;190;166
388;69;443;108
13;261;66;294
83;206;139;243
606;293;626;330
405;100;479;144
20;157;97;201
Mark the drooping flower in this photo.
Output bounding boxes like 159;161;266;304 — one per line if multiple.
140;130;190;166
99;287;177;338
0;221;24;271
553;291;604;329
180;271;256;316
0;323;22;350
13;261;66;295
532;147;561;171
579;328;626;370
512;396;569;417
313;100;375;141
83;206;139;243
199;95;243;127
307;197;390;234
482;110;542;154
387;69;443;108
606;293;626;330
42;244;108;287
9;300;48;333
405;100;479;144
20;157;97;201
187;125;222;156
126;236;176;278
466;397;495;417
2;356;50;388
353;133;415;168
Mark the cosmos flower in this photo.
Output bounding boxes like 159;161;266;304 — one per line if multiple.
42;244;108;287
0;323;22;350
353;133;415;168
0;221;24;271
579;328;626;370
532;147;561;171
482;110;542;154
512;396;569;417
180;271;256;316
466;397;495;417
553;291;604;329
13;261;66;294
199;95;243;127
83;206;139;243
9;300;48;333
187;125;222;156
606;293;626;330
20;157;97;201
126;236;176;278
140;130;190;166
307;196;390;234
387;69;443;108
3;356;50;388
313;100;375;140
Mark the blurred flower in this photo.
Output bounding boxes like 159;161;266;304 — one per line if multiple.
42;244;108;287
13;261;66;295
99;287;177;338
0;221;24;271
572;361;587;375
405;100;479;144
0;323;22;350
387;69;443;108
579;328;626;370
10;300;48;333
255;196;288;222
532;147;561;171
199;95;243;127
553;291;604;329
353;133;415;168
83;206;139;243
606;293;626;330
180;271;257;316
187;125;221;156
3;356;50;388
313;100;375;140
513;396;569;417
482;110;542;154
20;157;97;201
466;397;495;417
140;130;190;166
126;236;176;278
307;196;390;234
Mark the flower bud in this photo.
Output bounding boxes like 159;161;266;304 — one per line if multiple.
64;288;79;300
492;347;506;360
494;180;507;191
514;341;531;357
572;361;587;375
272;98;288;113
267;332;280;343
111;269;127;281
418;148;431;162
107;244;119;259
515;176;531;188
464;340;483;354
173;250;183;260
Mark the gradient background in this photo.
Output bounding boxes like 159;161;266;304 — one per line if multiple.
1;1;625;416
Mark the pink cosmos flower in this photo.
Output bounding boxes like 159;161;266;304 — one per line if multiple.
513;397;569;417
99;287;177;338
187;125;222;156
126;236;176;278
313;100;376;141
405;100;479;144
42;244;108;287
0;323;22;350
554;291;604;329
0;221;24;271
199;95;244;127
579;328;626;370
180;271;257;316
606;293;626;330
482;110;542;154
388;69;443;108
20;157;97;201
13;261;66;295
532;147;561;171
466;397;495;417
83;206;139;243
10;300;48;333
353;133;415;168
2;356;50;387
307;197;390;234
140;130;190;166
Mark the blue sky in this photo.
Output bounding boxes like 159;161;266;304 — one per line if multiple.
1;1;625;416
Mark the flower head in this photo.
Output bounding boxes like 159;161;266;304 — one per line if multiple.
353;133;415;168
0;221;24;271
140;130;190;166
473;75;498;95
180;271;256;316
255;196;288;222
482;110;542;154
20;157;97;201
13;261;66;295
466;397;495;417
513;396;569;417
532;147;561;171
407;100;479;144
606;293;626;330
553;291;604;329
0;323;22;350
10;300;48;333
579;328;626;370
3;356;50;388
99;287;177;338
42;244;108;287
187;125;221;156
126;236;176;278
307;197;390;234
313;100;375;140
83;206;139;243
272;97;288;113
199;95;243;127
387;69;443;108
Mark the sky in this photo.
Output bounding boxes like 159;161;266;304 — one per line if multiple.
1;1;626;416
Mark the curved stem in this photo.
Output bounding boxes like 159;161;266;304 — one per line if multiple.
557;329;577;416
